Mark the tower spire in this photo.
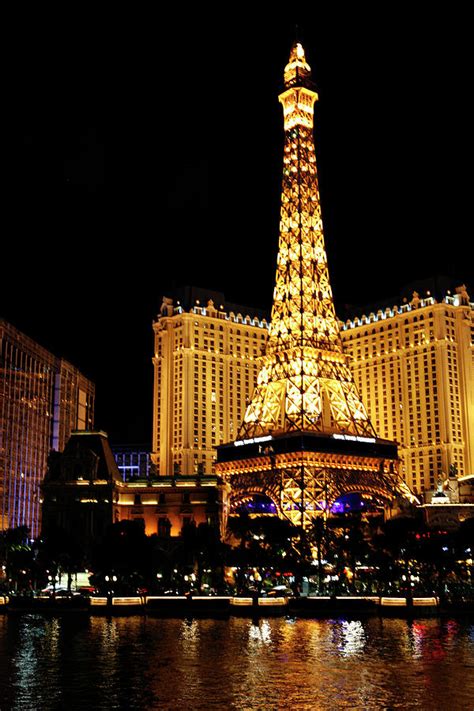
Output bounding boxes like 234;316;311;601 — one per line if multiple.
239;42;375;440
283;39;313;90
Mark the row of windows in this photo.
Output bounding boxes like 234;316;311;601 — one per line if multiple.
132;491;214;506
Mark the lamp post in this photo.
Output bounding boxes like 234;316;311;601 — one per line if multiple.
104;574;117;605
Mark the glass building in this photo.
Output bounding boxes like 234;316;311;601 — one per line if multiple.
0;319;95;536
112;445;152;481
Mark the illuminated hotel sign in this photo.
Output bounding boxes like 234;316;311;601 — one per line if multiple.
332;434;377;444
234;435;273;447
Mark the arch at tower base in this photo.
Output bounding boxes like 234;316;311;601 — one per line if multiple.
216;432;417;531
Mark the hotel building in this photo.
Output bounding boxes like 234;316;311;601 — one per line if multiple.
340;284;474;495
152;282;473;498
0;318;95;536
152;287;269;477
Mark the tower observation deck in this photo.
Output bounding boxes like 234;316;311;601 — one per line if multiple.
216;43;416;529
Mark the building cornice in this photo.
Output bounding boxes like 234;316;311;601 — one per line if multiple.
341;292;473;332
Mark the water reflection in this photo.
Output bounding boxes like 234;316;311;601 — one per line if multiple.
249;618;272;645
14;617;59;701
0;615;472;710
339;620;366;656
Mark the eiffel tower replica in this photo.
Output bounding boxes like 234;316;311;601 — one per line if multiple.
216;42;416;529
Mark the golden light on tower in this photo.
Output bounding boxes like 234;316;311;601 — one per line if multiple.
216;42;417;530
240;42;374;441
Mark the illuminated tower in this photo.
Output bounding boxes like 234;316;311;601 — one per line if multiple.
216;43;416;528
241;42;374;440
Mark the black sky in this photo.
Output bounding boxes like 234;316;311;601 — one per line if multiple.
3;10;473;446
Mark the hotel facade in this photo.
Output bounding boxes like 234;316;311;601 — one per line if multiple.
152;284;473;498
0;319;95;536
340;285;474;496
152;287;268;477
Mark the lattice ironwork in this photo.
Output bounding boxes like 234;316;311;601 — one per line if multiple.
216;43;417;530
240;42;374;440
219;448;416;530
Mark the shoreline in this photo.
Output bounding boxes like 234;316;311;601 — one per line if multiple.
2;594;473;618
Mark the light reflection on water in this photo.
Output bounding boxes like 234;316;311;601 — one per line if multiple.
0;614;473;710
338;619;366;656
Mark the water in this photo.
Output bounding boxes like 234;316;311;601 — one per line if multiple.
0;614;473;710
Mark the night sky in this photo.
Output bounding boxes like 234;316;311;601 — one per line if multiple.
4;10;472;446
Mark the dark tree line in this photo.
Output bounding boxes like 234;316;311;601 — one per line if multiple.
1;513;472;599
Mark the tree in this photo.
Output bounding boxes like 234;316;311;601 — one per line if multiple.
0;526;36;592
40;524;85;592
225;514;304;593
89;519;152;594
324;513;371;594
308;517;331;593
370;515;427;595
176;521;229;593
